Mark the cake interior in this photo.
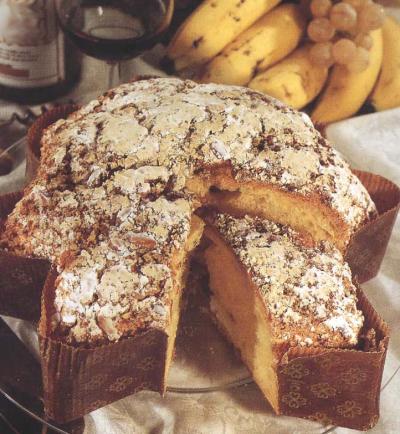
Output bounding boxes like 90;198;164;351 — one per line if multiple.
163;215;204;389
186;171;348;252
204;225;280;412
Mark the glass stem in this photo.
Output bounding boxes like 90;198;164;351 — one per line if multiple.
107;61;121;89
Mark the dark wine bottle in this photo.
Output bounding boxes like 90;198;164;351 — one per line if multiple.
0;0;81;104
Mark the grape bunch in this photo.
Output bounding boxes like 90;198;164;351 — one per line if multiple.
307;0;385;72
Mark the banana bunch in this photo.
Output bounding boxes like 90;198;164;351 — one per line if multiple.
249;44;328;110
167;0;281;71
200;4;305;86
312;29;383;124
371;17;400;111
168;1;400;123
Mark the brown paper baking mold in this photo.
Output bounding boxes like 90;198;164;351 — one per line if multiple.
0;104;396;428
38;268;169;423
347;170;400;283
35;265;390;429
277;287;389;431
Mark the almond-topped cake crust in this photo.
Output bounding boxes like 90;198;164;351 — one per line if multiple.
0;77;374;346
2;161;203;345
3;78;376;254
210;214;363;348
53;195;197;345
36;78;375;230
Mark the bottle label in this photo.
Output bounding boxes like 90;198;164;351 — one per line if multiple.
0;0;64;89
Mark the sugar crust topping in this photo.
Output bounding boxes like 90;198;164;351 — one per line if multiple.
1;77;374;345
40;77;375;226
53;196;192;344
214;214;364;347
5;163;195;345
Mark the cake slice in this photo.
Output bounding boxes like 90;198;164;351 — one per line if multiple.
204;213;363;412
43;197;203;385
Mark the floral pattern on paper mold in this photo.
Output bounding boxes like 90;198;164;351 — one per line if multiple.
337;400;363;419
282;391;308;408
108;376;135;393
310;382;337;399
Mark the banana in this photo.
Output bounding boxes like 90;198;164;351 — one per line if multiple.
200;4;305;86
311;29;383;125
167;0;281;72
371;17;400;111
248;44;328;109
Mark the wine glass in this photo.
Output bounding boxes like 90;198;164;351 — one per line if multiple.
55;0;174;89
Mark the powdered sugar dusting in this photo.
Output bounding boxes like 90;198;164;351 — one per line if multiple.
213;213;363;347
1;77;374;346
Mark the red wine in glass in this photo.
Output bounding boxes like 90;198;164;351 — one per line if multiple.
56;0;174;86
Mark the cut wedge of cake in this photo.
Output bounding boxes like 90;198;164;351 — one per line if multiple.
204;213;363;412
